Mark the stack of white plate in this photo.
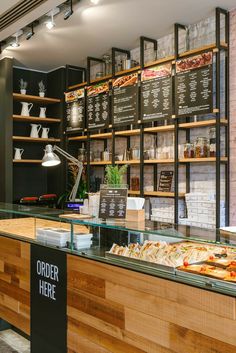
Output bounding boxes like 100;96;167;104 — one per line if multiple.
36;228;71;248
72;233;93;250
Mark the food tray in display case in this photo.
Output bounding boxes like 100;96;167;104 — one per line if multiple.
105;251;176;274
176;267;236;292
105;240;236;276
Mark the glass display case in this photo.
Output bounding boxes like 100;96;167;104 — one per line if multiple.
0;202;236;297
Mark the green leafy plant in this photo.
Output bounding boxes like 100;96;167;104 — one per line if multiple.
104;165;127;186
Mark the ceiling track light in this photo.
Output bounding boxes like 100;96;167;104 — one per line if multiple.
26;23;35;40
0;41;6;54
11;30;23;48
45;7;60;30
64;0;73;20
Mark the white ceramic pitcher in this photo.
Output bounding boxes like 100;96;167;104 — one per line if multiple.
30;124;42;138
14;148;24;160
39;107;46;118
21;102;33;116
41;127;50;139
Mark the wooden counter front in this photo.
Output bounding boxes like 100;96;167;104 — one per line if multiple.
0;236;30;334
67;255;236;353
1;221;236;352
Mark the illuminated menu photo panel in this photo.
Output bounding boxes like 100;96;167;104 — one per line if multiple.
175;52;213;117
112;73;139;127
65;88;85;132
87;81;110;130
31;244;67;353
141;63;173;122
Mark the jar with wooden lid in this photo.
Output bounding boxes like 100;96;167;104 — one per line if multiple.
194;137;209;158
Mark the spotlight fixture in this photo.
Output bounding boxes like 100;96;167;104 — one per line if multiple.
26;23;35;40
10;30;23;48
45;7;60;30
64;0;73;20
90;0;99;4
0;41;6;54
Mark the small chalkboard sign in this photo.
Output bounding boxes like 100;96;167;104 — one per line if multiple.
158;171;174;192
99;188;128;219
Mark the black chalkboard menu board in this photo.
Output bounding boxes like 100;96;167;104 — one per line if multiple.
141;63;172;122
175;52;213;117
65;89;85;132
87;82;110;130
112;73;139;127
99;188;128;219
158;171;174;192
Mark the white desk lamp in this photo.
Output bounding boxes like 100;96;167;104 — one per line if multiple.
42;144;83;202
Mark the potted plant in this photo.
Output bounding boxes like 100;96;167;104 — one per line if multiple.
19;79;27;94
104;165;127;187
38;80;46;97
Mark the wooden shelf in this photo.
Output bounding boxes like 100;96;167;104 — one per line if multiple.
179;42;228;58
13;115;61;123
13;159;42;164
90;74;112;84
85;161;112;166
115;66;141;76
144;191;185;198
68;135;87;141
12;136;61;143
115;160;140;165
115;129;140;137
179;157;228;163
128;190;141;195
68;82;87;90
144;159;174;164
128;190;185;198
179;119;228;129
144;125;175;133
91;132;112;139
144;56;175;68
13;93;61;105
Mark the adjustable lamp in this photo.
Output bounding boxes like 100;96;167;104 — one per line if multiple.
42;144;83;202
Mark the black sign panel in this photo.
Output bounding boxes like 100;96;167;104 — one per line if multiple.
65;89;85;132
158;171;174;192
31;244;67;353
87;82;110;130
141;64;172;122
112;74;139;127
175;52;213;117
99;188;128;219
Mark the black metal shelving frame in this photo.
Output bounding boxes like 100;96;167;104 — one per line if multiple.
66;7;229;227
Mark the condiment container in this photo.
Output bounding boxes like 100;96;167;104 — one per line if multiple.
96;72;104;78
184;143;194;158
78;148;86;162
130;147;140;160
209;127;216;157
194;137;209;158
131;177;140;191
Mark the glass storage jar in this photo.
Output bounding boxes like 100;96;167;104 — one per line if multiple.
194;137;209;158
184;143;194;158
209;127;216;157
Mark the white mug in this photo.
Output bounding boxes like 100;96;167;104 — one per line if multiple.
14;148;24;160
41;127;50;139
39;107;46;118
